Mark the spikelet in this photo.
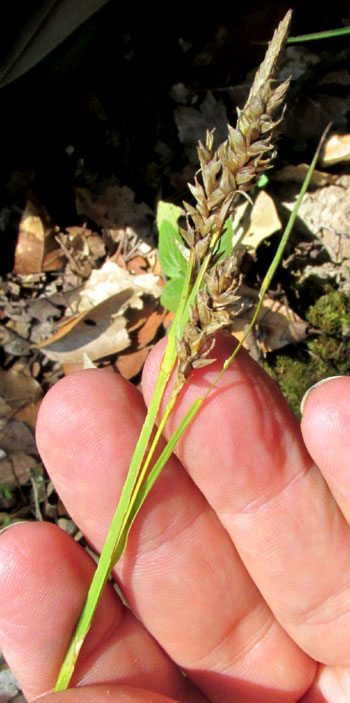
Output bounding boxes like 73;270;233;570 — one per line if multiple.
182;10;291;266
175;11;291;389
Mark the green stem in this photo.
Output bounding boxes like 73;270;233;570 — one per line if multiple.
54;251;194;691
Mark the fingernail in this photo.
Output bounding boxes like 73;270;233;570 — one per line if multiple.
300;376;343;415
0;521;29;536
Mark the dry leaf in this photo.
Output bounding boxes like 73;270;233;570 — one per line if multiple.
65;226;106;263
38;293;131;364
243;190;281;249
62;362;86;375
124;297;157;333
0;367;42;411
163;311;175;330
14;195;65;274
14;401;42;432
272;163;339;186
174;92;229;166
127;256;148;274
38;260;162;364
232;286;308;353
137;307;165;348
115;347;150;380
0;453;39;488
0;418;37;455
319;133;350;167
282;174;350;273
231;190;281;252
75;183;153;239
65;260;162;316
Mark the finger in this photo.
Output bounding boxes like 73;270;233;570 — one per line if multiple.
36;368;315;703
142;332;350;666
298;663;350;703
41;683;184;703
0;522;200;703
301;377;350;524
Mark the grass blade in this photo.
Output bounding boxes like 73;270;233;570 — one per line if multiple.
288;27;350;43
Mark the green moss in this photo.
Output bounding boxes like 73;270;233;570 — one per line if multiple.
264;287;350;418
307;287;350;337
264;353;325;418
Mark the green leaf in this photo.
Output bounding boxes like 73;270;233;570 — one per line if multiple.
287;27;350;43
257;174;269;189
157;201;187;279
215;217;234;261
160;277;184;312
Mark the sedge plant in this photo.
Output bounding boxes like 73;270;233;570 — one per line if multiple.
54;10;329;690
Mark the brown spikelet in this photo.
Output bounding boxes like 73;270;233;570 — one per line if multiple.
184;11;291;269
174;12;291;389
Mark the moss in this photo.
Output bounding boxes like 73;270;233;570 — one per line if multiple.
307;287;350;337
264;287;350;418
264;353;326;418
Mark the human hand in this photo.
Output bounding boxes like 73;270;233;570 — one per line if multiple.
1;332;350;703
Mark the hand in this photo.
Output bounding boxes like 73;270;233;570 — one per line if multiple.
1;332;350;703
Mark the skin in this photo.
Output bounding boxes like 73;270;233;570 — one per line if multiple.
1;331;350;702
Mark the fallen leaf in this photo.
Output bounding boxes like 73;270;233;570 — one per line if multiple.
231;286;308;354
37;293;131;363
272;163;339;186
37;259;162;364
66;260;162;316
14;195;65;274
163;311;175;330
230;190;281;252
0;453;39;488
75;183;153;240
62;362;85;375
0;367;42;411
0;419;37;455
65;226;106;263
127;255;148;275
125;297;157;333
278;45;319;81
319;133;350;167
14;401;42;432
282;174;350;275
174;92;228;166
242;190;281;250
115;347;150;380
137;307;165;348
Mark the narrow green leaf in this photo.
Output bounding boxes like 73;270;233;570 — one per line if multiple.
288;27;350;43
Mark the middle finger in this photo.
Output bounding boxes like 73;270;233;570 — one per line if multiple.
143;333;350;667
